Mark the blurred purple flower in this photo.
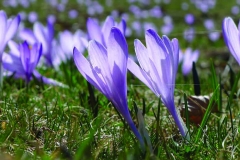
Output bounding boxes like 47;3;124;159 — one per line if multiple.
0;10;20;86
222;17;240;65
3;41;66;86
73;27;144;146
191;0;216;13
161;15;174;35
87;16;126;47
204;19;215;30
143;22;157;32
131;20;142;36
231;6;239;15
6;41;41;83
149;6;162;18
185;14;195;25
127;29;189;139
179;48;199;76
28;11;38;23
68;9;78;19
208;31;220;42
19;18;55;67
184;27;195;42
59;30;87;60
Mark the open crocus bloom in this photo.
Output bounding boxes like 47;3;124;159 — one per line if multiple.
2;41;66;87
19;17;54;67
87;16;126;47
128;29;189;139
222;17;240;65
73;27;144;146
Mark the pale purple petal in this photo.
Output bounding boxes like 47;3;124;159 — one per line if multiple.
59;30;73;54
87;18;103;44
171;38;179;82
4;14;20;44
73;47;107;95
8;40;20;57
117;19;127;35
127;58;155;93
34;22;48;54
88;40;113;94
2;52;25;74
101;16;114;46
223;17;240;64
18;29;37;44
134;39;150;73
33;70;67;87
145;29;167;71
0;11;7;52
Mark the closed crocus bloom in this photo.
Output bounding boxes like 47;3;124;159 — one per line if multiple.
73;27;144;147
222;17;240;65
87;16;126;47
127;29;189;139
0;10;20;87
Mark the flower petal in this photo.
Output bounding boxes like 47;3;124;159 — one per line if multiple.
101;16;114;46
19;41;30;73
33;70;67;87
5;14;20;44
127;58;155;94
223;17;240;64
88;40;113;96
0;11;7;52
2;52;25;74
117;19;127;35
107;27;128;77
87;18;103;44
73;47;107;95
19;29;37;44
34;22;48;54
134;39;150;73
107;27;128;97
145;29;168;78
8;40;20;57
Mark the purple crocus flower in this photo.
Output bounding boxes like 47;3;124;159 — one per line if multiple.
127;29;189;139
0;10;20;87
59;30;87;61
73;27;144;146
179;48;199;76
86;16;126;47
183;27;195;42
2;41;66;87
185;14;195;25
19;17;54;67
222;17;240;65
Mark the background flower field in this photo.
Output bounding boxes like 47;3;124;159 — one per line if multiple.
0;0;240;159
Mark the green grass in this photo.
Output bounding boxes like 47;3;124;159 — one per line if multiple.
1;0;240;159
